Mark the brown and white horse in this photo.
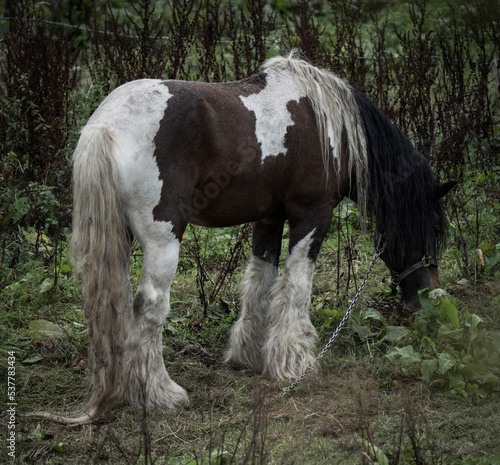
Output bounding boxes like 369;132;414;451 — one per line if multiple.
64;53;455;423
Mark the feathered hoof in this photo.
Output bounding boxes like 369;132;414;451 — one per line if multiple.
124;373;189;410
262;338;317;382
146;380;189;410
224;323;264;374
224;350;264;374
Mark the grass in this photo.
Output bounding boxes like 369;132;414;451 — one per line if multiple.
1;225;500;464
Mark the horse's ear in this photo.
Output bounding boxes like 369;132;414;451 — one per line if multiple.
433;180;458;200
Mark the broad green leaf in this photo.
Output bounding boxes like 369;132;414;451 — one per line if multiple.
353;325;373;340
363;308;387;325
438;352;456;374
22;354;44;364
421;336;437;356
40;278;54;294
418;288;436;313
421;359;438;383
384;326;409;343
385;345;422;366
164;322;178;335
468;313;483;342
437;323;463;341
29;319;67;340
34;423;45;439
356;439;389;465
449;372;466;391
463;362;498;387
6;197;29;225
484;339;500;366
210;448;231;465
57;264;72;275
436;297;460;328
52;442;65;454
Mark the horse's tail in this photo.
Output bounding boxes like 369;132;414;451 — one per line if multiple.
61;124;130;423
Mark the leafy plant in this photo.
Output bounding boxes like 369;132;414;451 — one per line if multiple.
480;243;500;276
382;288;500;400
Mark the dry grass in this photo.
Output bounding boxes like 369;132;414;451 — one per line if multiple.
3;235;500;464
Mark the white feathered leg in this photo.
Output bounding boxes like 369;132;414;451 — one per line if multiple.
124;224;188;409
225;255;278;372
263;231;318;381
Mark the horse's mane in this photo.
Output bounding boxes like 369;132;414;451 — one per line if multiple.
262;52;447;264
353;91;447;266
262;51;369;224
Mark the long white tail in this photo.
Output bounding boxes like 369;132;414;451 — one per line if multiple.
68;124;131;423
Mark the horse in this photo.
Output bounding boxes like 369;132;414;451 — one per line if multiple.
64;52;456;423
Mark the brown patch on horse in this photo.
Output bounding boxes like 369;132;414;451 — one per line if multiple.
153;74;323;233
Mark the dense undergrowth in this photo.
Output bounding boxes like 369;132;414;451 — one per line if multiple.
1;0;500;463
1;225;499;463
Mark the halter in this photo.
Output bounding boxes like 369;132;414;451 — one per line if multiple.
389;255;438;286
374;233;438;287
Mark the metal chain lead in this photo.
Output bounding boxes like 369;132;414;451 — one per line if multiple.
276;245;386;399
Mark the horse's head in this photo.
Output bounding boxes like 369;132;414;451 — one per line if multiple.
379;180;457;307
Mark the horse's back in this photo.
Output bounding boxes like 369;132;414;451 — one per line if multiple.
83;73;333;230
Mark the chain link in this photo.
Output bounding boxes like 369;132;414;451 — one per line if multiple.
275;245;386;399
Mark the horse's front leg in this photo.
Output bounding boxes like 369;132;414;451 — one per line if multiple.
263;222;328;381
124;220;188;409
225;218;284;373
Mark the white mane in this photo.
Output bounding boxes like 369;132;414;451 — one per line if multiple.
262;51;369;222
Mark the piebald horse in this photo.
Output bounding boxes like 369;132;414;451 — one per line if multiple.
64;53;455;423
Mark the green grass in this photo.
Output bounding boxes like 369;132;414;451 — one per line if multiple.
1;223;499;464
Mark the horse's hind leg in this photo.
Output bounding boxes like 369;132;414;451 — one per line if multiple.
124;220;188;409
263;218;330;381
225;218;284;373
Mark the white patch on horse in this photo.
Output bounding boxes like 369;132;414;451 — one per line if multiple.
88;79;173;231
240;69;306;160
327;121;337;158
124;231;188;409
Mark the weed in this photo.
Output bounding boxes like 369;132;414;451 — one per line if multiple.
381;288;500;400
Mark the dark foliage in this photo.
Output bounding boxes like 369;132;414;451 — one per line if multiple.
1;4;78;188
0;0;79;281
0;0;498;288
89;0;174;92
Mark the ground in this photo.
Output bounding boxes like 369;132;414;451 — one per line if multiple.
1;230;499;464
